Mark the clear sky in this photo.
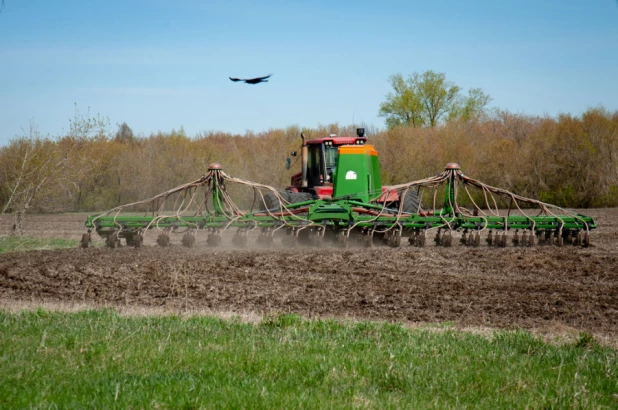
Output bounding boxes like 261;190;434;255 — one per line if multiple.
0;0;617;145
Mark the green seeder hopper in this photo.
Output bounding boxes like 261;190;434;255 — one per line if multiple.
83;130;595;249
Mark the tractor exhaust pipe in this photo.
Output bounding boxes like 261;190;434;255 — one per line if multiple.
301;133;308;188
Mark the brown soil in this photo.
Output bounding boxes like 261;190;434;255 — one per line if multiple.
0;209;617;340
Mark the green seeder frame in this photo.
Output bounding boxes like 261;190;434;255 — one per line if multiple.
85;163;595;247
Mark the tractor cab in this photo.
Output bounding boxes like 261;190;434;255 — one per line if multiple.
288;128;367;198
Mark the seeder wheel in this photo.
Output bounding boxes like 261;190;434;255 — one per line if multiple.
232;229;248;248
286;235;299;248
282;228;299;247
124;232;143;248
81;230;92;248
442;230;453;247
309;228;325;247
157;231;171;247
131;232;144;248
409;230;427;247
434;230;442;246
512;230;520;247
106;231;121;249
258;229;275;248
337;232;349;248
364;230;374;248
386;230;402;247
583;231;590;247
460;231;468;246
556;232;564;247
182;230;197;248
394;233;402;247
485;230;493;246
499;232;507;248
137;232;144;248
408;231;416;247
207;231;222;247
466;231;475;246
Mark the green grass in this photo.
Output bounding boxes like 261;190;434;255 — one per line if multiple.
1;310;617;409
0;236;79;253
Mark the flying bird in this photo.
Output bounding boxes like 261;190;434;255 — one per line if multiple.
229;74;272;84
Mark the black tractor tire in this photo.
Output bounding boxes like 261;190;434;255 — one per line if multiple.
400;190;421;214
261;191;312;212
260;191;288;212
286;192;313;204
285;192;313;220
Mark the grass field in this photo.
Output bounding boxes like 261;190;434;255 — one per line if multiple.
1;309;616;409
0;235;79;253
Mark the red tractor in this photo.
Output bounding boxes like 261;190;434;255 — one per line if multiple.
263;128;419;213
288;128;367;197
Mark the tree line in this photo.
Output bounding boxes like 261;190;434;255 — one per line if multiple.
1;107;616;225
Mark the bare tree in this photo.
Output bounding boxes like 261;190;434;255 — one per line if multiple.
0;122;65;234
57;106;111;211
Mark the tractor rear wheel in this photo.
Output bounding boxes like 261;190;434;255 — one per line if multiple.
261;191;288;212
261;191;312;212
400;190;420;214
286;192;312;204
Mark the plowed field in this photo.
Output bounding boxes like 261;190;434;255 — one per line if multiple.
1;209;617;341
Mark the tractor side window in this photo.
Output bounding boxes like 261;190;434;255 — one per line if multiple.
308;146;321;187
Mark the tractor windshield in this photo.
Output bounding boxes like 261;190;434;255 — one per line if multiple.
324;145;338;168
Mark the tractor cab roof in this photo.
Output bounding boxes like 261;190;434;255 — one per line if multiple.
306;136;367;146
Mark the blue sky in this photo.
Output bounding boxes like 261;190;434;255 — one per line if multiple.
0;0;617;145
